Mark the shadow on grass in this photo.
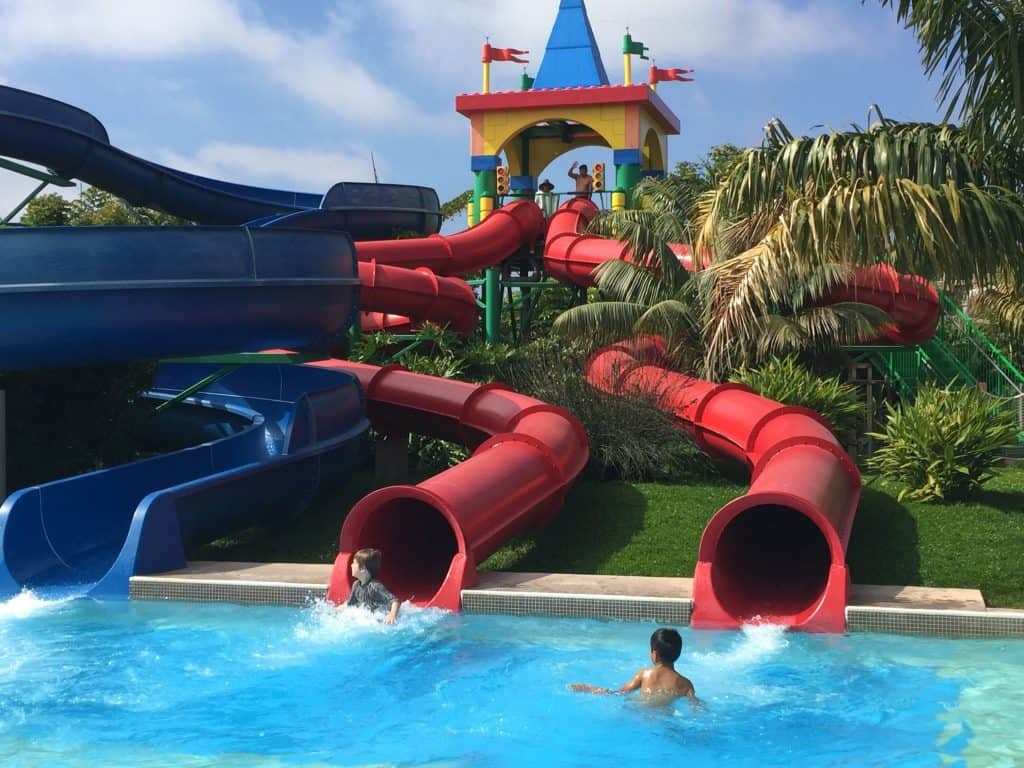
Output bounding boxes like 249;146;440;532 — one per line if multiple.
846;485;922;586
966;486;1024;514
189;469;400;564
481;480;647;573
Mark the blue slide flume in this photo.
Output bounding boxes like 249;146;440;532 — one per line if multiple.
0;86;449;596
0;84;441;238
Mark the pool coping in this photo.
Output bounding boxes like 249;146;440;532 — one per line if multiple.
128;563;1024;638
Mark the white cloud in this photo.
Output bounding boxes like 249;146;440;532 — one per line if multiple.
0;0;443;130
154;142;385;193
378;0;862;89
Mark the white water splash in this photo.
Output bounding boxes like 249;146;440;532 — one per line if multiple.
0;589;74;621
293;599;449;644
696;622;789;668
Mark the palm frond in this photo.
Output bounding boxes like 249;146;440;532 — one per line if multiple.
967;283;1024;336
593;260;675;305
551;301;648;347
635;299;701;342
877;0;1024;151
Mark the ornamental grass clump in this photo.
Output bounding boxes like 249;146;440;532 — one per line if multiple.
505;339;708;481
868;384;1018;502
730;356;864;436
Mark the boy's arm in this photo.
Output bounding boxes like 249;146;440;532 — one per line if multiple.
570;670;643;695
568;161;579;179
384;599;400;625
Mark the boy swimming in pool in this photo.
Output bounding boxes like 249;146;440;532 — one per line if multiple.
570;628;697;705
346;548;400;624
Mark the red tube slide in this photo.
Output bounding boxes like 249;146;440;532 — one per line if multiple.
544;199;938;631
357;200;544;275
586;337;859;632
543;198;631;285
357;260;477;335
827;263;939;345
354;200;543;334
311;360;588;610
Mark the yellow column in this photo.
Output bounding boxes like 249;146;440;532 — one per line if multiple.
467;201;476;227
624;54;631;85
611;191;626;211
479;195;494;221
482;62;491;93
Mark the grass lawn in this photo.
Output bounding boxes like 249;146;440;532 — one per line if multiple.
195;465;1024;608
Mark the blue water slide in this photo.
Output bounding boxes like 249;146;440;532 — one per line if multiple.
0;224;360;370
0;85;441;238
0;363;370;597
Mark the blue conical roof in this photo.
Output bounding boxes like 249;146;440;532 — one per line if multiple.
533;0;609;89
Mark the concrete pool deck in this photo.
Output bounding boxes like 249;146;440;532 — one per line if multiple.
129;562;1024;638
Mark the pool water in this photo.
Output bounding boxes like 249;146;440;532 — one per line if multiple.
1;592;1022;767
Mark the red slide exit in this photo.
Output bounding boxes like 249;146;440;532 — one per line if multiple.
314;360;587;610
543;198;939;632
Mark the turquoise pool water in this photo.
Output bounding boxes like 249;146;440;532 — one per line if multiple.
1;592;1022;767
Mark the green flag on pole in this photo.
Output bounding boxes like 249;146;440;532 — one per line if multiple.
622;33;648;59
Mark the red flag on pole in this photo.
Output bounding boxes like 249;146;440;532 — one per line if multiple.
648;66;695;84
482;43;529;64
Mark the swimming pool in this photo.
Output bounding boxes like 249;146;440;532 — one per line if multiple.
1;593;1021;767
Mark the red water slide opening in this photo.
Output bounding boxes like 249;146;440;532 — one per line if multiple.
586;340;858;631
313;361;588;610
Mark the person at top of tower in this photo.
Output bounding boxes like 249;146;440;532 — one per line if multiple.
535;178;558;218
568;161;593;200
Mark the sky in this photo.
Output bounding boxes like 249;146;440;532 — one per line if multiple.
0;0;946;227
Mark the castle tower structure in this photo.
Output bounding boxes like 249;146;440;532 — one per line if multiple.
457;0;680;218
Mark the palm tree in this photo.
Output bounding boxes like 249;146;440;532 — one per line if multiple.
553;171;893;377
556;4;1024;377
878;0;1024;155
878;0;1024;335
692;116;1024;375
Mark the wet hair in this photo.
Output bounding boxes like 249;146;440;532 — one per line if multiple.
650;628;682;663
578;164;588;174
353;548;382;578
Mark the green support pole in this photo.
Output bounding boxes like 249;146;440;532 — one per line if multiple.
2;180;50;226
614;163;643;208
155;365;240;413
473;169;496;221
485;267;501;344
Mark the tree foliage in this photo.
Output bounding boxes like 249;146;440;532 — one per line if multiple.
692;117;1024;376
878;0;1024;156
21;187;191;226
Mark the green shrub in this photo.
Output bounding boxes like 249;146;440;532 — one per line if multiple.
0;362;156;488
868;384;1018;502
730;355;864;435
504;339;709;481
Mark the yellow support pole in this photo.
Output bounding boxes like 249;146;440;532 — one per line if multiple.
479;195;494;221
467;201;476;227
482;62;491;93
611;191;626;211
624;54;631;85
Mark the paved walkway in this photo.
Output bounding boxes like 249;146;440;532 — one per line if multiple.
153;562;995;612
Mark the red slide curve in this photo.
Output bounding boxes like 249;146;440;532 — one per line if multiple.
544;198;939;632
587;337;858;631
355;200;543;334
313;360;588;610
